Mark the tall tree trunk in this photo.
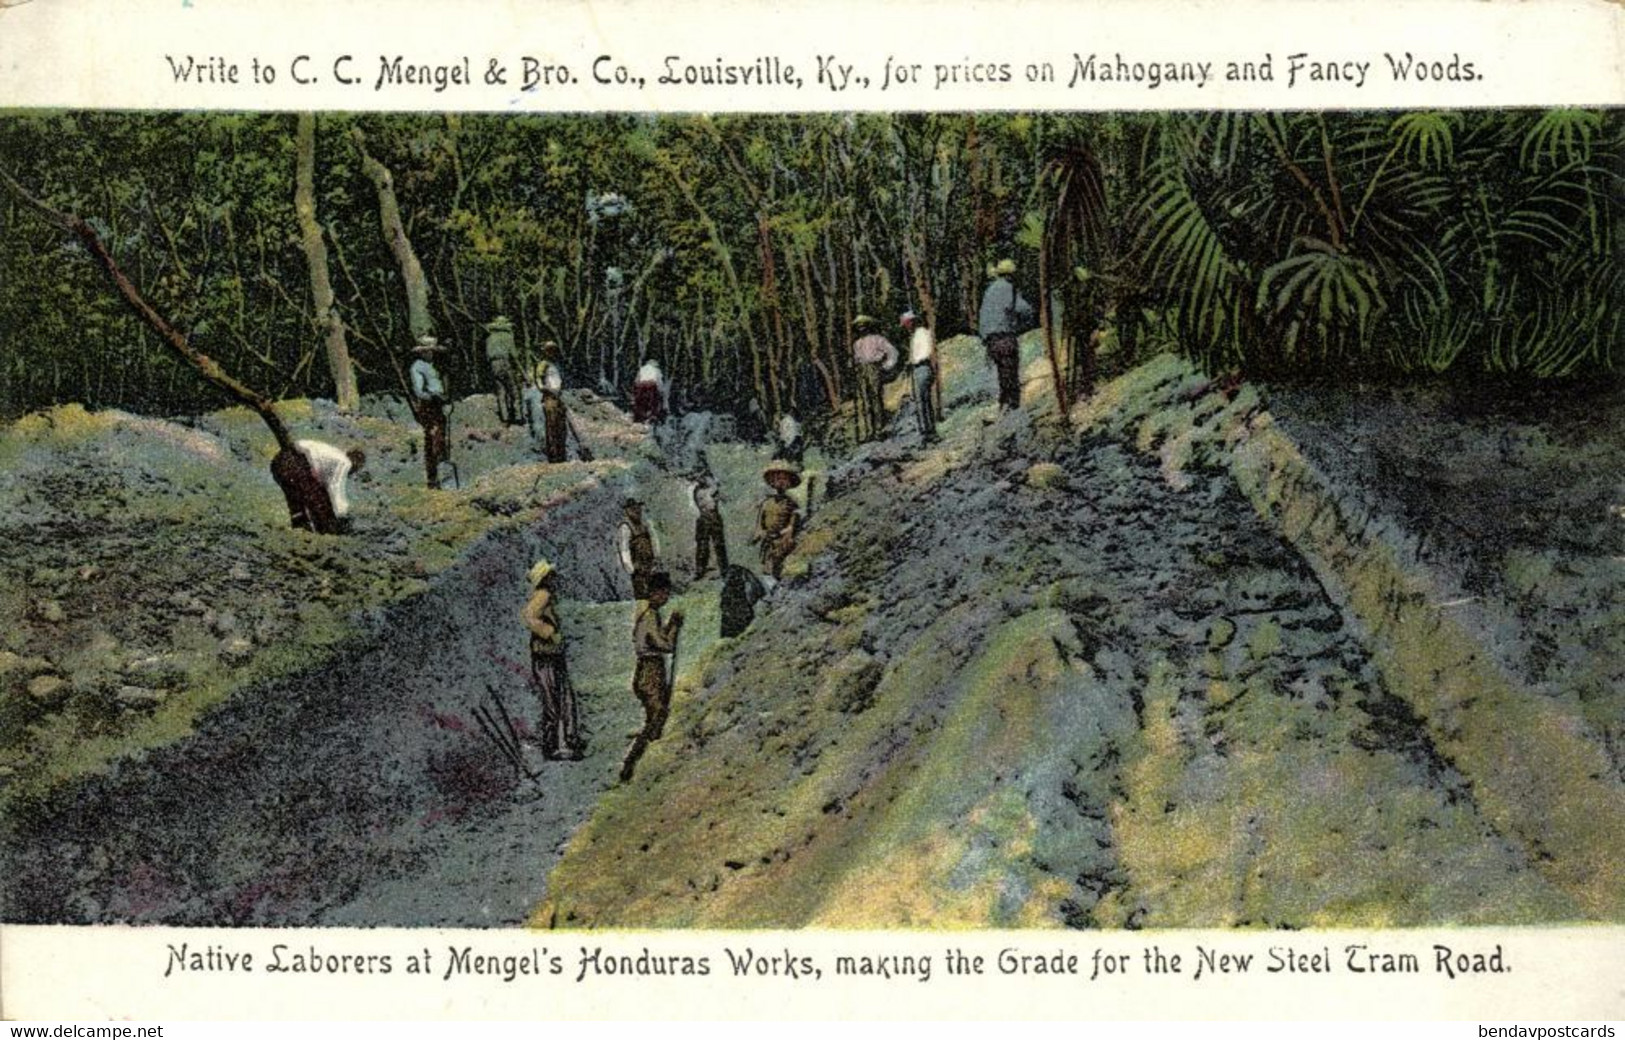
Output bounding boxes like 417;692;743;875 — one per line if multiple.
295;113;359;411
1;168;339;534
352;127;431;340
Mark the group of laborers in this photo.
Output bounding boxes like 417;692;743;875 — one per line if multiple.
292;260;1034;783
396;318;585;493
525;458;803;779
848;258;1036;444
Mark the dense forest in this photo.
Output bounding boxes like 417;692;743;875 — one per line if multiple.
1;109;1619;424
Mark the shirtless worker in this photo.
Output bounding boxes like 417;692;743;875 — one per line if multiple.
752;459;802;581
521;559;585;761
620;570;683;782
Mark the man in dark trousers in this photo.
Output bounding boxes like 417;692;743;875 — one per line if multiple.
753;460;802;581
526;339;570;463
691;470;728;579
485;315;522;426
850;315;898;441
617;497;659;600
978;259;1035;412
409;334;450;488
621;570;683;782
522;558;584;761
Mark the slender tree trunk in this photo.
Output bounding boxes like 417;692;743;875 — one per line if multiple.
1038;219;1072;420
352;127;432;340
296;113;359;411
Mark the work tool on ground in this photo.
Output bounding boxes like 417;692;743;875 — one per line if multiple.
473;690;541;789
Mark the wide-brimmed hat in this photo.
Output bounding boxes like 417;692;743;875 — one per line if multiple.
487;315;513;329
763;459;803;489
540;339;560;357
413;334;443;353
528;559;555;586
852;314;877;330
993;258;1017;276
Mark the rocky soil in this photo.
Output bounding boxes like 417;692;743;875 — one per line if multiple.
3;338;1619;927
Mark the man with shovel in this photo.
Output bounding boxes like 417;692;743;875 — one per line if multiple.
621;570;683;782
522;558;585;761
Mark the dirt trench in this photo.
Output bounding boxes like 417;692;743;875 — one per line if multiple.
1;479;647;927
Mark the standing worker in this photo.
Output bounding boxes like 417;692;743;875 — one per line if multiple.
691;470;728;580
978;259;1035;412
850;316;898;442
409;334;451;488
617;497;660;600
773;412;806;466
631;357;668;424
521;559;585;761
620;570;683;782
294;440;366;533
900;310;939;443
526;340;571;463
752;459;802;581
485;315;522;426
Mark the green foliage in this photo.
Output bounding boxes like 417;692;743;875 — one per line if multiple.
0;109;1614;423
1117;109;1620;380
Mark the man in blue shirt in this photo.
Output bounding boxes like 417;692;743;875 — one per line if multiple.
410;334;450;488
978;259;1035;412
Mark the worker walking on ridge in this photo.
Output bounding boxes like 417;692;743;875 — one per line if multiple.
485;315;522;426
851;315;898;442
617;497;661;600
620;570;683;782
522;559;585;761
631;357;669;424
978;259;1035;412
409;334;451;488
752;459;802;581
691;469;728;579
525;340;572;463
294;440;366;533
900;310;940;443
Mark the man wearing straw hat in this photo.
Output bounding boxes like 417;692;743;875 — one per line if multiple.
850;315;898;442
525;339;571;463
522;559;584;761
485;315;522;426
978;258;1035;412
409;334;451;488
753;459;803;581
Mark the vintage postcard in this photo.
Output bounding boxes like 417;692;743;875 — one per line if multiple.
0;0;1621;1022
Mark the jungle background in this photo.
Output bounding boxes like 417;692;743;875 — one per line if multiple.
1;109;1621;928
2;110;1618;424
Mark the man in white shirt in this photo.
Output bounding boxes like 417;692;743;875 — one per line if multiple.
525;340;570;462
295;439;366;531
632;358;668;424
901;310;939;443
